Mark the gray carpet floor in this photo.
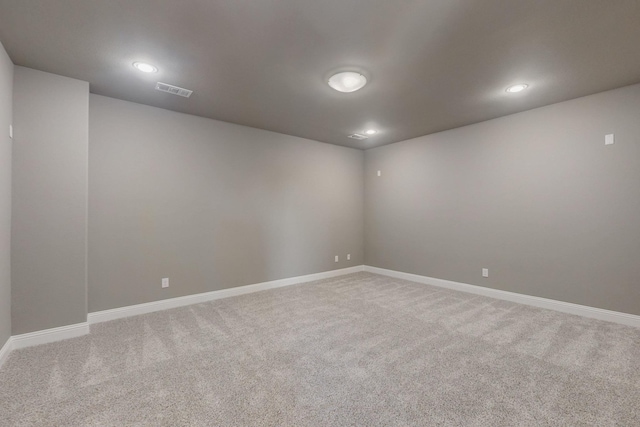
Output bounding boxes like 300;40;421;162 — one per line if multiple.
1;272;639;426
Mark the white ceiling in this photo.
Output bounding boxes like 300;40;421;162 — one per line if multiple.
0;0;639;149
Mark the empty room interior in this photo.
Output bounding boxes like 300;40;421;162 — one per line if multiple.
1;1;640;425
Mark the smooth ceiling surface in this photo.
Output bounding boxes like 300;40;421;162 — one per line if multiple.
0;0;639;149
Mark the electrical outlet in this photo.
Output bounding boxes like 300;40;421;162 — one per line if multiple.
347;254;351;261
162;278;169;288
335;255;339;262
605;133;614;145
377;170;381;177
482;268;489;278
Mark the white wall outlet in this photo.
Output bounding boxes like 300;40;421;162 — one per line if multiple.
162;278;169;288
377;170;381;177
347;254;351;261
605;133;614;145
334;255;339;262
9;125;13;139
482;268;489;278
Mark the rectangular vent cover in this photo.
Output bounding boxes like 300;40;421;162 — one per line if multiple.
155;82;193;98
348;133;368;140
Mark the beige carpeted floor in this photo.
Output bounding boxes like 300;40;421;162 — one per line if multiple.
1;272;639;426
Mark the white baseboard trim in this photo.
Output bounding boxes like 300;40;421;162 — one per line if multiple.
89;265;365;325
0;337;13;370
11;322;90;350
364;266;640;328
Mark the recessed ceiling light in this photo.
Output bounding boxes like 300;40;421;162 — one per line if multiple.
364;129;377;135
328;72;367;93
506;84;528;93
133;62;158;73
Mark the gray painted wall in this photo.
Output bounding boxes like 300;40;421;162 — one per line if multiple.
365;84;640;316
12;67;88;334
0;42;12;347
89;95;364;312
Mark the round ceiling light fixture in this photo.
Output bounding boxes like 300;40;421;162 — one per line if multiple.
133;62;158;73
328;71;367;93
364;129;378;135
506;83;528;93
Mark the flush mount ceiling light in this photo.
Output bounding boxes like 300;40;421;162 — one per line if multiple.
328;71;367;93
364;129;377;135
133;62;158;73
506;83;528;93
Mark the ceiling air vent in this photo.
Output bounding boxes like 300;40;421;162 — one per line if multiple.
348;133;368;140
155;82;193;98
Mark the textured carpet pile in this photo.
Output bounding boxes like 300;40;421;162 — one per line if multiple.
1;272;639;426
